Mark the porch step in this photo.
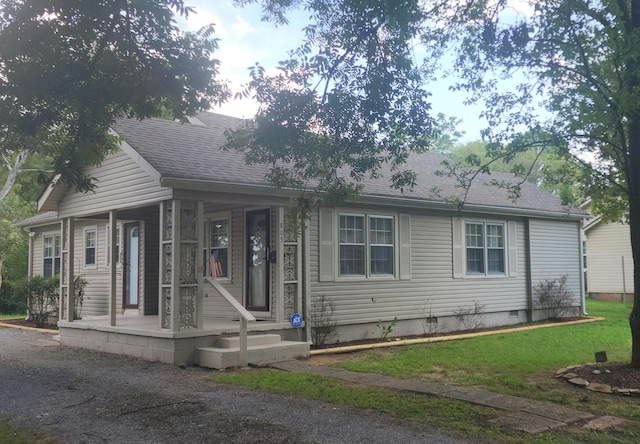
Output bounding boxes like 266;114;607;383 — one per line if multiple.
217;334;282;349
197;335;309;369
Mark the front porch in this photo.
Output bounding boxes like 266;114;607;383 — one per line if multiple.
55;198;310;368
58;313;308;367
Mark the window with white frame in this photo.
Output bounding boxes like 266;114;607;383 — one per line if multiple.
106;225;121;265
84;228;97;267
338;213;395;277
43;234;61;278
203;217;229;278
465;221;505;275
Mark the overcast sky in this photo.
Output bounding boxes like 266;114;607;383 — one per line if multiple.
178;1;491;142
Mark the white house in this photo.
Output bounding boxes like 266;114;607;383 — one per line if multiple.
18;112;588;368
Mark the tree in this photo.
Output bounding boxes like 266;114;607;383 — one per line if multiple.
235;0;640;367
451;136;586;205
226;0;435;212
0;0;229;195
439;0;640;367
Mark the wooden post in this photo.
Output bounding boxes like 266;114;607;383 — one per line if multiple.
66;217;75;322
109;210;118;326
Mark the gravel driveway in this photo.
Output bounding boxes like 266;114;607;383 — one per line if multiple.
0;328;470;443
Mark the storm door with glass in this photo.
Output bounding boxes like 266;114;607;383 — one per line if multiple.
123;222;139;308
246;209;270;311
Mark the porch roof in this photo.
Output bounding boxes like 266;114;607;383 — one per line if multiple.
109;112;587;219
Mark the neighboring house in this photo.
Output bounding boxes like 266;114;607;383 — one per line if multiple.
18;112;588;368
582;201;633;300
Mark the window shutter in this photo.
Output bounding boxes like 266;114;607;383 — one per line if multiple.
318;208;334;282
452;217;463;278
398;214;411;280
508;221;518;277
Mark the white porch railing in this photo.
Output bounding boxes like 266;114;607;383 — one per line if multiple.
204;277;256;366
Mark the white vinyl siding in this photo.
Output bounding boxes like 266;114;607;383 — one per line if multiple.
57;149;171;218
584;221;633;294
311;210;529;325
529;219;582;302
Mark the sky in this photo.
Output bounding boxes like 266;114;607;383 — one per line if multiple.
177;1;494;142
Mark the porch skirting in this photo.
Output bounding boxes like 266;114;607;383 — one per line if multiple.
57;315;304;365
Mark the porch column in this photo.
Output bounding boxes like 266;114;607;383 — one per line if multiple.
109;210;118;326
160;199;201;331
60;217;75;321
279;207;303;322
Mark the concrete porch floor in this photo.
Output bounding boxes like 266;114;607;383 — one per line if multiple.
59;314;295;339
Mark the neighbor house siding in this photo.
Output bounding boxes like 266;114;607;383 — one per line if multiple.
57;149;172;218
528;218;582;304
585;222;633;294
309;208;528;326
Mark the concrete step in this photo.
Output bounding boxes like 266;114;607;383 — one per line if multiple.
197;340;310;369
217;334;282;349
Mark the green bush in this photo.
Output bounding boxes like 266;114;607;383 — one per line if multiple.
0;280;26;315
19;276;59;327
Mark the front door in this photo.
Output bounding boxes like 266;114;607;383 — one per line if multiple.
246;209;270;311
123;222;139;309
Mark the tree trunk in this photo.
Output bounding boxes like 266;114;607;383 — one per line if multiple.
0;150;29;203
629;0;640;369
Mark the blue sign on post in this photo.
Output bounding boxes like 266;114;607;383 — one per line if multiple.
290;313;303;328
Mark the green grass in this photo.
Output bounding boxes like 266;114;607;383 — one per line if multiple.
212;300;640;442
338;300;632;391
0;314;25;320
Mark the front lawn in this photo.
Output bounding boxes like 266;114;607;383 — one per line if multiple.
212;299;640;442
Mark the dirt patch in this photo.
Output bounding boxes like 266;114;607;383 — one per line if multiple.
568;363;640;391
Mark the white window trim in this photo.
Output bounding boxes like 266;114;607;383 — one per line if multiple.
336;210;398;280
42;231;61;278
204;211;232;282
83;226;98;269
106;223;122;267
463;219;507;278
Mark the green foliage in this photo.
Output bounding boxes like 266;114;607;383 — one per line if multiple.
227;0;434;209
376;316;398;341
0;281;24;315
0;0;229;192
18;276;59;327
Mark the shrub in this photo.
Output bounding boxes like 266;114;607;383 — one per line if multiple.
534;274;575;321
308;295;337;347
454;301;487;330
20;276;59;327
0;281;26;315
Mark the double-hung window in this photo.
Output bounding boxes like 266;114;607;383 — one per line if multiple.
338;213;395;277
106;225;121;266
84;228;97;267
465;221;505;275
203;217;230;278
43;234;61;278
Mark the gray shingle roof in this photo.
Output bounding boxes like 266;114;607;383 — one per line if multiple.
15;211;59;227
111;112;587;218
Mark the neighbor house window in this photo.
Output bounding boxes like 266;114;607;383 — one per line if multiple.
84;228;97;267
339;213;395;277
465;221;505;275
203;217;229;278
106;225;121;265
43;234;61;278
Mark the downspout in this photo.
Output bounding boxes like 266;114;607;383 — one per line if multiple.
525;218;533;323
579;220;588;316
303;224;312;343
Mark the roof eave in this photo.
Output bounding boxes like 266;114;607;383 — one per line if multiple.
162;177;588;220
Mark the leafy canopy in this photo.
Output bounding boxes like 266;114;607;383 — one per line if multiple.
226;0;435;209
0;0;230;191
